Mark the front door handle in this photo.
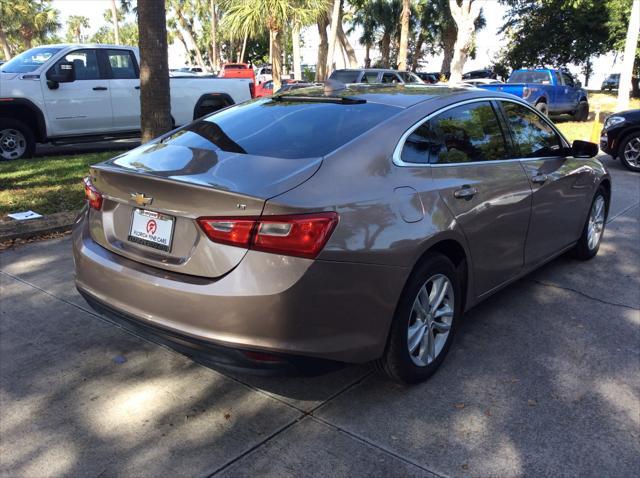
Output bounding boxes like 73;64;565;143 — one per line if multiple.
531;174;548;184
92;86;108;91
453;186;478;200
134;85;140;90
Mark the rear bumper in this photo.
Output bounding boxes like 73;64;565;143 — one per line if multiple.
73;210;409;365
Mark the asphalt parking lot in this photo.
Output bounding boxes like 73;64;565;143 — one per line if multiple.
1;155;638;478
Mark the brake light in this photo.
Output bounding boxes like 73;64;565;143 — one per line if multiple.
197;212;338;259
83;177;103;210
249;82;255;98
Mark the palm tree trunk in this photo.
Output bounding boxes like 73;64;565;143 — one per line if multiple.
411;32;424;71
397;0;411;70
210;0;218;71
137;0;172;143
617;0;640;110
292;24;302;80
239;31;248;63
448;0;479;84
440;24;456;76
316;17;329;81
110;0;120;44
337;9;357;68
175;7;207;71
326;0;341;74
364;43;371;68
269;30;273;65
381;31;391;68
0;28;12;59
272;29;283;91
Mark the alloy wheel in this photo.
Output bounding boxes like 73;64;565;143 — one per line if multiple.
587;195;605;251
407;274;454;367
623;137;640;168
0;128;27;160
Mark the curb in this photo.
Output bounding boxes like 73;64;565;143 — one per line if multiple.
0;210;79;242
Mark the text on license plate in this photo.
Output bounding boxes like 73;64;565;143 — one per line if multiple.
128;209;174;252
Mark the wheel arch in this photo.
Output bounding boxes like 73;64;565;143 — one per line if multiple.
193;93;235;120
0;99;47;142
615;127;640;159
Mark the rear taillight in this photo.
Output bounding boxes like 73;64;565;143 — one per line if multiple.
197;212;338;259
249;82;255;98
83;177;103;210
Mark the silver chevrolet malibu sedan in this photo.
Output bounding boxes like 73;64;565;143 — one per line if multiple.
73;84;609;383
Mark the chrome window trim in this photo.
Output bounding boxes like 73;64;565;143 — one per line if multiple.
392;96;570;168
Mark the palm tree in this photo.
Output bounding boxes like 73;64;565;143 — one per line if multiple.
15;0;60;50
223;0;320;90
137;0;172;142
66;15;90;43
169;0;207;71
210;0;219;71
448;0;481;84
110;0;120;44
397;0;411;70
349;1;376;68
326;0;341;73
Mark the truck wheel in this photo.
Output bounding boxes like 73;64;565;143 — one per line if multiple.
535;101;548;116
572;101;589;122
0;119;35;160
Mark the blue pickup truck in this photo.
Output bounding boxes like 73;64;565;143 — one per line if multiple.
478;68;589;121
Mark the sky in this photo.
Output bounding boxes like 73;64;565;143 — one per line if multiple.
52;0;616;87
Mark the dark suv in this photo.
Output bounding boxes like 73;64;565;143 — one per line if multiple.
329;68;424;84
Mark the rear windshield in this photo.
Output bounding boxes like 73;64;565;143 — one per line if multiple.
163;98;401;159
329;70;361;83
508;71;551;84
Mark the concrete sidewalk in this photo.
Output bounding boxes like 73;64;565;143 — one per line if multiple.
1;157;638;478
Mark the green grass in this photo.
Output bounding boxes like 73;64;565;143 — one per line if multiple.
554;92;640;144
0;151;117;219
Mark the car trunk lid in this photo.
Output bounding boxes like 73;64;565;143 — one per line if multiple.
87;141;322;278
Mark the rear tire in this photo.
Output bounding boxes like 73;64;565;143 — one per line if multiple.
572;100;589;122
571;186;608;260
0;118;35;160
535;101;548;116
377;253;461;384
617;133;640;172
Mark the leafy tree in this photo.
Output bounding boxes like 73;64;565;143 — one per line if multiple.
498;0;613;70
0;0;60;59
65;15;90;43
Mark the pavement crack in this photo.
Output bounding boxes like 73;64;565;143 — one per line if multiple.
528;278;638;310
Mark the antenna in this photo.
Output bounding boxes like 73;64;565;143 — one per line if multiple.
323;79;346;96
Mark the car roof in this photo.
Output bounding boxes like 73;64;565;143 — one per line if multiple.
275;84;521;109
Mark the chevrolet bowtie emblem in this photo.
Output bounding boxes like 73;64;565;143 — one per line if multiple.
130;192;153;207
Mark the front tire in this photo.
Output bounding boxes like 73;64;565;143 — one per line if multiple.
377;253;462;384
571;187;608;260
618;133;640;172
0;118;35;160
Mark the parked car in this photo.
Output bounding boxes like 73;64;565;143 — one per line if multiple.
600;109;640;171
254;65;272;84
415;72;439;84
329;68;424;84
601;73;620;91
462;69;496;80
73;84;609;384
478;68;589;121
0;44;253;160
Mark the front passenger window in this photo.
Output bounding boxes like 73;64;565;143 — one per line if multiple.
501;102;563;158
52;49;100;80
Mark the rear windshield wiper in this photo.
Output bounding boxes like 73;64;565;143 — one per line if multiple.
271;95;366;104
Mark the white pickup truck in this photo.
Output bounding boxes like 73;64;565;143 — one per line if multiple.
0;44;253;160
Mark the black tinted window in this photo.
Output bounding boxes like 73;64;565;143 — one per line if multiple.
402;102;507;164
329;70;361;83
508;70;551;84
163;98;401;159
501;102;563;158
107;50;137;79
56;50;101;80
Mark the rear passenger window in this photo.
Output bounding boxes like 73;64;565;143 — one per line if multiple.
106;50;138;79
501;102;563;158
382;73;400;84
401;101;508;164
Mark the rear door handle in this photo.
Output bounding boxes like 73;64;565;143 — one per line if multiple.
134;85;140;90
92;86;108;91
453;186;478;200
531;174;548;184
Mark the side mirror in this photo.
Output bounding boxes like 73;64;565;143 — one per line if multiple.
46;61;75;89
575;80;582;88
572;139;598;158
